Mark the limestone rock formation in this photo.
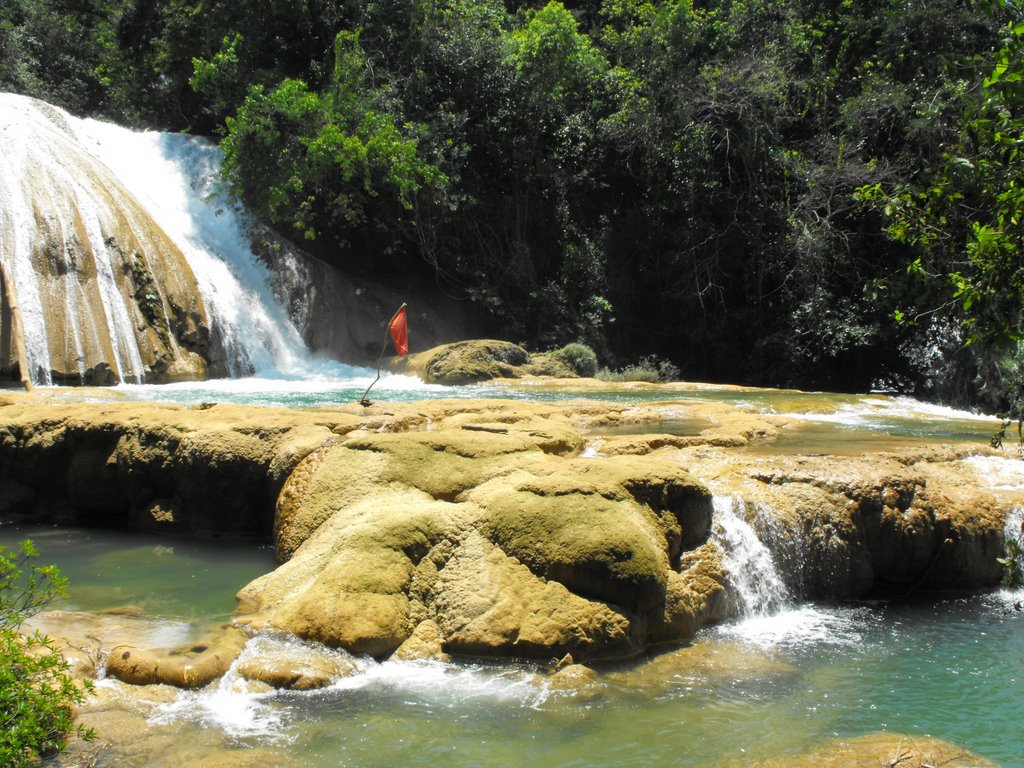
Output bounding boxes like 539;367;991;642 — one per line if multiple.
674;445;1009;597
236;409;725;661
105;626;249;689
233;633;359;690
1;391;1019;670
722;733;1000;768
0;397;362;536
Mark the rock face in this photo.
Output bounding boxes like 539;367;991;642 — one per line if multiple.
0;396;362;536
0;391;1018;669
397;339;534;384
236;402;726;661
252;224;467;365
679;446;1009;597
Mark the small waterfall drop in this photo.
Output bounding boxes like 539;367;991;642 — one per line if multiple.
712;495;789;616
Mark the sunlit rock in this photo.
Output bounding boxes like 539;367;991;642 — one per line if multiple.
105;625;249;689
2;393;1018;668
237;415;724;661
0;399;362;536
233;633;358;690
397;339;532;384
677;445;1008;597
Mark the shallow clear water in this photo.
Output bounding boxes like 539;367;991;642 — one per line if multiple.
27;376;1004;454
0;525;274;625
3;525;1022;767
156;594;1024;768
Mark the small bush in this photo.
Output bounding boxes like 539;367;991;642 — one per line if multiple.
553;343;599;378
1;540;94;768
597;355;681;383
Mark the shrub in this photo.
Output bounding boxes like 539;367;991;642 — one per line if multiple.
0;540;94;767
553;343;599;377
597;355;681;383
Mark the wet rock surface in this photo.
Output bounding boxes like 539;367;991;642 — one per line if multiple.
1;390;1018;670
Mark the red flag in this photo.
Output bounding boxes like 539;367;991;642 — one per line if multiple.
388;304;408;356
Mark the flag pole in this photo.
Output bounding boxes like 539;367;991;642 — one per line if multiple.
359;303;406;407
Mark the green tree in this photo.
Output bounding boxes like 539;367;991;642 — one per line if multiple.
857;1;1024;413
219;30;448;268
0;540;94;767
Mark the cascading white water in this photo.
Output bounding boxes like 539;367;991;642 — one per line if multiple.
1;92;338;384
711;495;877;650
71;112;309;377
712;495;789;616
0;95;149;383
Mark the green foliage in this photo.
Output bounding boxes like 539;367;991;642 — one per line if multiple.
997;539;1023;588
856;1;1024;410
4;0;1021;406
553;342;599;377
189;33;247;123
220;30;448;253
597;355;681;383
0;540;94;767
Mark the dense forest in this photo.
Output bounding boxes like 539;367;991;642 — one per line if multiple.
2;0;1022;413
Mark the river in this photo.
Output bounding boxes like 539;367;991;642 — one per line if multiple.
3;380;1022;767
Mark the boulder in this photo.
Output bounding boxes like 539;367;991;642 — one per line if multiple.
234;633;358;690
727;733;1000;768
398;340;531;384
237;433;725;661
105;626;249;689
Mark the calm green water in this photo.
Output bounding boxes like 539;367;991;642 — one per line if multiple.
0;525;274;625
158;595;1024;768
4;525;1022;767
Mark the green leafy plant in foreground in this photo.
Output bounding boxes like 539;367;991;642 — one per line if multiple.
0;540;94;767
997;539;1023;588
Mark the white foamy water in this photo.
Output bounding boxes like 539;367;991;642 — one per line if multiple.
712;603;877;651
328;658;551;709
151;681;287;740
71;115;310;377
963;455;1024;491
783;395;996;427
713;496;789;617
149;632;551;740
710;497;883;651
113;370;441;400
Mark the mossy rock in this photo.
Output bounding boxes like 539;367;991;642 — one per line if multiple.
421;340;531;384
523;352;576;378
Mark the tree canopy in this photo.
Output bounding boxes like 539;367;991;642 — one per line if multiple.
2;0;1022;410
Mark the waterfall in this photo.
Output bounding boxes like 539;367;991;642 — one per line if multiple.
0;93;317;384
712;495;789;616
71;116;309;377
